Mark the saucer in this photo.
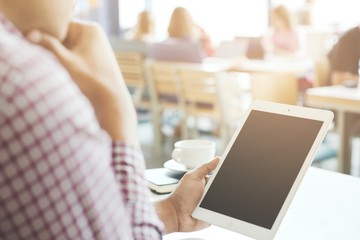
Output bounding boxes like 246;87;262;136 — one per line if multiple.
164;159;191;173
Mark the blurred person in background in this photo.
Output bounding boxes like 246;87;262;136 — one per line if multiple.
148;6;214;63
297;0;315;26
328;26;360;86
167;6;214;57
126;10;157;42
264;5;302;56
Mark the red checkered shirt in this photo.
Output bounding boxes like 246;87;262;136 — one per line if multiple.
0;14;163;239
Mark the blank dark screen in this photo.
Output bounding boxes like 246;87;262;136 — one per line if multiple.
200;110;323;229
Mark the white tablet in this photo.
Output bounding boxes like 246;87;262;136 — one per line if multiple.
192;100;333;240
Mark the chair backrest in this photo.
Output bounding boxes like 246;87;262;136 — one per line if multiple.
245;37;265;60
250;72;298;105
177;68;247;144
145;60;183;110
178;69;248;118
177;69;221;117
115;51;147;104
313;55;331;87
148;39;206;63
144;60;186;150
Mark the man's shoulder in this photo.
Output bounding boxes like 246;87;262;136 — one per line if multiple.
0;31;72;97
0;31;58;74
0;31;94;121
0;32;99;133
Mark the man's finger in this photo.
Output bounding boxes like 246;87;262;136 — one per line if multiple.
193;157;220;180
26;30;70;62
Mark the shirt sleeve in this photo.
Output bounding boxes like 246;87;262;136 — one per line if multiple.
112;141;164;239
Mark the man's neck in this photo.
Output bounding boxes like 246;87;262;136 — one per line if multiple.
0;3;25;34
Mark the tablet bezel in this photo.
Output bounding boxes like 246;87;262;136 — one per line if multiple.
192;100;334;240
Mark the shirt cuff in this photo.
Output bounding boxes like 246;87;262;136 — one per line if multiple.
111;141;164;239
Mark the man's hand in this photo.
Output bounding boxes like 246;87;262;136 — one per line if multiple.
26;22;139;146
156;157;220;234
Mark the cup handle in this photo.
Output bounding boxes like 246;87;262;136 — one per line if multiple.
172;148;183;164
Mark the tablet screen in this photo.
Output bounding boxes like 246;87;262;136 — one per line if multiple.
199;110;323;229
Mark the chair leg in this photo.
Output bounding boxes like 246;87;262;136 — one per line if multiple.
219;123;229;150
185;116;196;139
194;117;200;138
152;109;162;153
180;115;188;140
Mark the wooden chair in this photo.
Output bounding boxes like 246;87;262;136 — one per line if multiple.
115;51;150;110
250;72;298;105
145;60;186;151
177;69;249;148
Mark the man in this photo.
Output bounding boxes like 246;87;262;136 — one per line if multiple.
328;26;360;85
0;1;219;239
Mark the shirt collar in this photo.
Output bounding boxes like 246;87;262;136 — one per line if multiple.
0;12;23;37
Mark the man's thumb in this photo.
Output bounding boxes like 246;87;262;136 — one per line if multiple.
194;157;220;180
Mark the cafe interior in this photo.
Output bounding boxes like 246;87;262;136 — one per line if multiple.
75;0;360;178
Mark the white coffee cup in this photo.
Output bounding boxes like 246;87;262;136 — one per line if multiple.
171;139;216;169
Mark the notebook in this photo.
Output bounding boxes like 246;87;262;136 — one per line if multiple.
145;168;184;194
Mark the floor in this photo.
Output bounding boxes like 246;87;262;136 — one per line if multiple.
138;115;360;178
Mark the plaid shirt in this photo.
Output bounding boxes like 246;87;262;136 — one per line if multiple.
0;14;163;239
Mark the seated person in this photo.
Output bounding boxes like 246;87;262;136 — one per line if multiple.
148;7;213;62
0;1;220;238
111;10;157;56
263;5;302;56
328;26;360;85
125;10;157;42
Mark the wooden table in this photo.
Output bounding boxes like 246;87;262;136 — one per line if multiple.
228;57;314;105
203;56;314;75
231;56;314;74
305;85;360;174
157;167;360;240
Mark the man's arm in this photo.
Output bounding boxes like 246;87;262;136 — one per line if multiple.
27;22;165;239
112;141;164;238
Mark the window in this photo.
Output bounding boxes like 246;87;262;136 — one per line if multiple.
272;0;360;31
119;0;146;31
119;0;269;43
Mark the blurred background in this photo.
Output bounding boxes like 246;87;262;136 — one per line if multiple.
73;0;360;177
